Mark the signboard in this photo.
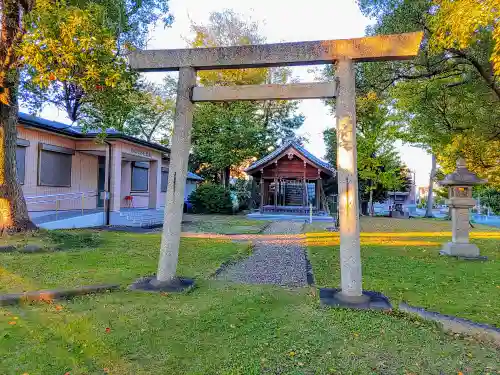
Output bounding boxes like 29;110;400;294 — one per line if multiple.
130;148;152;158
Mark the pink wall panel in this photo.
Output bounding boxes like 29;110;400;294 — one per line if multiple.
18;127;168;212
19;127;99;211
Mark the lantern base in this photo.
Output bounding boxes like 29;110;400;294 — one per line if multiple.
440;242;483;259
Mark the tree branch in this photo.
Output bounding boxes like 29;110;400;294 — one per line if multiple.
447;48;500;100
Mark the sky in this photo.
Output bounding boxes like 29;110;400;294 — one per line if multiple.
24;0;432;186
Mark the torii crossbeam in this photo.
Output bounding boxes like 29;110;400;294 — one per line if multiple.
129;32;423;304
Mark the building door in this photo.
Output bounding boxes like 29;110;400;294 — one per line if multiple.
97;156;106;208
284;180;304;206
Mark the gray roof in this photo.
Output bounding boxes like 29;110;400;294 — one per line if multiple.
18;112;169;153
18;112;204;181
440;158;486;186
245;140;335;175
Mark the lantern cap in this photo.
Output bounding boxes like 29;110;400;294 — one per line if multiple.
440;158;486;186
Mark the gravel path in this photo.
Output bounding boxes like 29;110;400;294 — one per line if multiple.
217;221;308;286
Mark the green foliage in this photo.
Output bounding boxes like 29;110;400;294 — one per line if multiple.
431;0;500;76
20;0;172;125
188;183;234;214
323;128;338;170
475;186;500;215
192;102;264;176
20;0;134;122
356;92;405;196
122;78;175;143
357;0;500;183
189;11;304;182
230;178;252;211
417;200;427;209
80;77;176;141
323;92;407;204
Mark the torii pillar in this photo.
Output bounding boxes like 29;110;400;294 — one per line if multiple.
335;57;365;302
128;32;423;302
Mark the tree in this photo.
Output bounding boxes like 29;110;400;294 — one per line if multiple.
86;77;176;144
425;153;436;217
20;0;173;123
124;82;174;143
192;101;265;185
475;186;500;215
437;134;500;188
431;0;500;77
323;92;407;215
356;92;405;214
357;0;499;141
356;0;500;215
189;10;304;186
0;0;35;231
0;0;172;232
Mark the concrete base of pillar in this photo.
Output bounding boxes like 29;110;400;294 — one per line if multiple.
440;242;483;259
319;288;392;310
129;276;194;293
439;243;487;260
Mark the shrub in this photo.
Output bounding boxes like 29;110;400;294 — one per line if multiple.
230;178;251;211
46;230;102;249
188;183;233;214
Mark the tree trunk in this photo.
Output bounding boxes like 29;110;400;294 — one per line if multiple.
0;0;36;233
222;166;230;188
425;153;436;218
368;180;374;216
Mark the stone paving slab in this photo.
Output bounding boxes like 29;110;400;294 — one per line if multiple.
217;221;308;287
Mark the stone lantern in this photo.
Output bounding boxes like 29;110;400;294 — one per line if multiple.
439;158;486;258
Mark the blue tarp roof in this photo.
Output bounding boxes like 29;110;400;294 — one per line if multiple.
245;140;335;175
187;171;203;181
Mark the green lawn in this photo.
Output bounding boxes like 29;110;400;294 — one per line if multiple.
2;283;500;375
307;217;500;327
0;223;499;374
0;231;251;293
182;214;268;234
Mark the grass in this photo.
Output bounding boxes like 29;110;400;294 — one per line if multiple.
182;214;268;234
0;231;251;293
2;284;500;375
306;217;500;327
0;221;499;374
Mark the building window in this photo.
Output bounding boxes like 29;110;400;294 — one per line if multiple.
16;148;27;184
161;169;169;192
38;143;74;187
15;139;29;184
131;161;149;192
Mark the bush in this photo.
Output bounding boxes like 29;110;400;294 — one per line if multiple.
188;183;233;214
230;178;251;211
46;230;102;249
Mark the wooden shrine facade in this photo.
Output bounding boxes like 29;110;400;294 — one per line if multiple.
245;141;335;214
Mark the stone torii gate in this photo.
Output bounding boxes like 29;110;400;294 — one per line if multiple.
129;32;423;303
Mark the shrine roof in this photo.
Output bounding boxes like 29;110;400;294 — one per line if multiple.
245;140;335;176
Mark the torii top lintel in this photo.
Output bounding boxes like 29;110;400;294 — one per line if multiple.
129;32;423;72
